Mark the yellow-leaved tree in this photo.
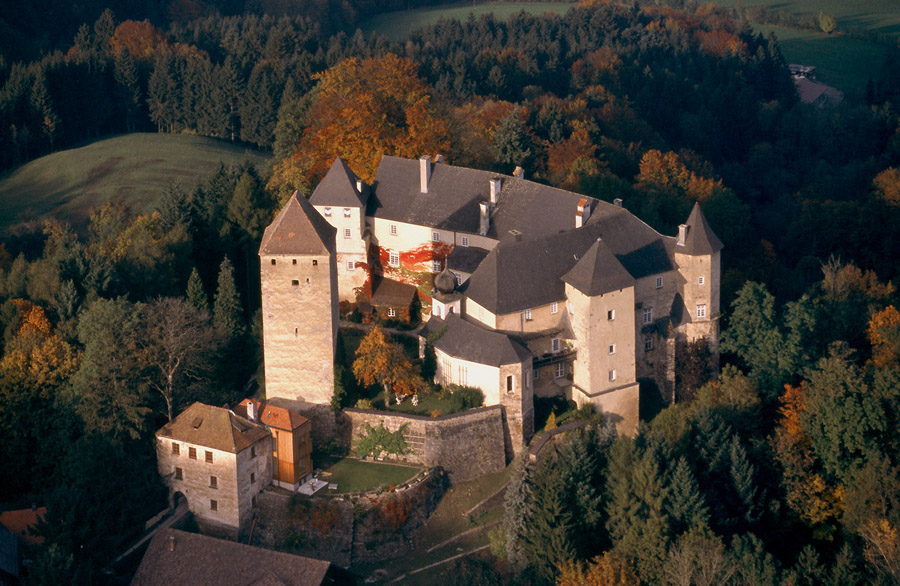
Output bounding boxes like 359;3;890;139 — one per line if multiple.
352;326;424;408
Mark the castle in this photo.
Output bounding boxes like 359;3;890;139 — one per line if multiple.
259;155;721;455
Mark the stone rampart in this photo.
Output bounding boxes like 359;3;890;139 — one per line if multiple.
343;406;507;482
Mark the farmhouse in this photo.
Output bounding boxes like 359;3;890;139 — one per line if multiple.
259;155;721;455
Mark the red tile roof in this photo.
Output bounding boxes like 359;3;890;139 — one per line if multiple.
0;508;45;545
234;399;308;432
156;403;269;453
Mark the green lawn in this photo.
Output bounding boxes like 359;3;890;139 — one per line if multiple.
0;133;270;231
360;1;574;41
714;0;900;40
321;458;421;493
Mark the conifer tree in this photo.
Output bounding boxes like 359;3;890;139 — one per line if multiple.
503;455;532;572
523;453;575;583
213;257;243;340
729;436;761;527
492;107;531;169
186;267;209;314
667;456;709;535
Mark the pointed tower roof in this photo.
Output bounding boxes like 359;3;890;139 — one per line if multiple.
678;202;723;255
259;191;336;256
309;157;368;207
562;238;634;296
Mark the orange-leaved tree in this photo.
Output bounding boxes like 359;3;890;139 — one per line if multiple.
556;552;639;586
352;326;424;408
868;305;900;369
270;54;450;191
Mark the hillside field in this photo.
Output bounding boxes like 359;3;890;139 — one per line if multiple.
360;1;573;41
0;133;270;231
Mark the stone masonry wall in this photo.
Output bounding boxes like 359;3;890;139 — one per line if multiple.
344;406;507;482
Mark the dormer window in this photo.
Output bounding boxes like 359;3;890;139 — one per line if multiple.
343;208;351;217
324;207;332;217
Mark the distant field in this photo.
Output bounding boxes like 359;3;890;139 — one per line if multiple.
360;1;574;41
714;0;900;40
0;133;270;231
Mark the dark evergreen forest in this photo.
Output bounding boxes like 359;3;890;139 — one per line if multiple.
2;0;900;584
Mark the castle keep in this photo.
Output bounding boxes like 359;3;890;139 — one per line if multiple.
259;155;722;454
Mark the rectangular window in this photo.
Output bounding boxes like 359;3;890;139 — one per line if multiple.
343;208;351;217
523;308;532;321
291;279;299;286
343;228;351;239
656;276;663;289
432;231;440;242
698;276;705;285
645;336;653;352
506;375;514;393
271;259;276;265
390;224;397;236
324;207;332;216
533;369;539;381
458;365;468;386
210;475;217;489
189;447;197;460
525;370;531;388
455;273;463;285
697;304;707;318
389;251;399;267
205;451;213;463
387;308;397;317
292;259;297;265
251;446;256;458
608;344;615;355
642;307;653;324
210;500;218;512
550;302;558;314
432;260;441;272
461;236;469;247
551;338;561;353
607;309;615;320
555;362;565;378
609;370;616;382
312;259;317;266
251;472;256;484
174;467;183;480
347;261;355;271
172;443;180;455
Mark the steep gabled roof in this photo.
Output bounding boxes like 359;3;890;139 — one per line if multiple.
562;238;634;296
309;157;368;208
259;191;336;256
233;399;307;432
131;528;342;586
427;313;532;367
157;402;269;453
678;202;723;256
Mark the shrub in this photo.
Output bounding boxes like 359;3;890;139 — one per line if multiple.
355;398;375;410
353;422;410;458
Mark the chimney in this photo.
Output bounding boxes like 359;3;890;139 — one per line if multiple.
489;178;502;205
356;179;363;192
479;202;490;236
247;401;258;422
508;229;522;242
575;198;590;228
420;155;431;193
677;224;688;246
169;536;175;552
613;198;623;207
513;166;524;179
434;154;445;164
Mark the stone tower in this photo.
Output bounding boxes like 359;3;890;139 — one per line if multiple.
259;191;339;406
674;202;723;347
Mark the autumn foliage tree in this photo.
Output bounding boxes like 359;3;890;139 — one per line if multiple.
867;305;900;368
352;326;424;407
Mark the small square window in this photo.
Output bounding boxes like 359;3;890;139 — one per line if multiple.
697;304;707;318
189;447;197;460
607;309;615;320
698;276;705;285
432;231;440;242
172;443;180;455
347;261;355;271
291;279;299;286
608;344;615;355
461;236;469;247
609;370;616;382
324;207;332;216
387;308;397;317
389;251;399;267
523;309;532;321
555;363;565;378
344;228;351;239
645;336;653;351
205;451;213;463
642;307;653;324
550;302;558;314
656;276;663;289
551;338;561;353
210;475;217;488
432;260;441;272
210;499;218;511
312;259;318;266
343;208;351;217
292;259;297;265
174;467;183;480
390;224;397;236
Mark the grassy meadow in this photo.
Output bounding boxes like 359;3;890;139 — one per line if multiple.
714;0;900;40
0;133;270;231
360;1;573;41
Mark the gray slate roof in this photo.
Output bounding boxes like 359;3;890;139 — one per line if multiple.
259;191;336;256
446;246;490;274
425;313;532;367
309;157;368;208
562;238;634;296
678;202;724;255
